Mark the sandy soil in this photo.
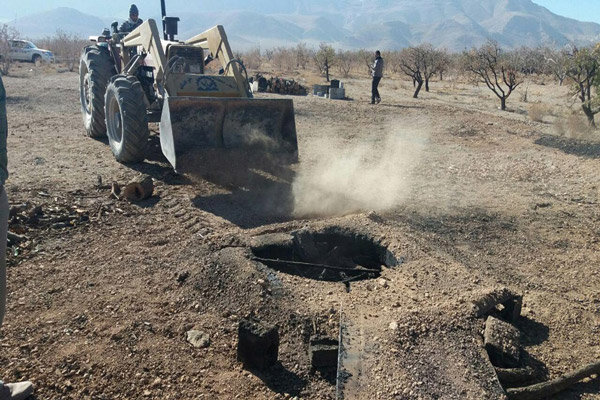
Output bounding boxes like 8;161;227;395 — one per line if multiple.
0;61;599;399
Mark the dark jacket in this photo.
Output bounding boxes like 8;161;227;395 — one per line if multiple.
372;56;384;78
119;18;143;34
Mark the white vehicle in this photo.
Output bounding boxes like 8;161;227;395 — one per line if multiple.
8;40;55;64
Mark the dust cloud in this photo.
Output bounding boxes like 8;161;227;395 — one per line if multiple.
292;123;428;217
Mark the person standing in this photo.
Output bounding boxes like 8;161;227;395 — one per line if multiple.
371;50;384;104
0;74;34;400
119;4;143;34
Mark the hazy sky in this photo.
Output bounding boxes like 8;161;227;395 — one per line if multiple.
1;0;600;24
534;0;600;23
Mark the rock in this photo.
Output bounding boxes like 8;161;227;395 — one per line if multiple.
471;287;522;322
484;316;521;368
186;330;210;348
389;321;399;331
176;271;190;284
378;278;388;288
237;318;279;370
309;335;339;369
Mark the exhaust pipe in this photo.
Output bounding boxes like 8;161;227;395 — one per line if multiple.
160;0;167;40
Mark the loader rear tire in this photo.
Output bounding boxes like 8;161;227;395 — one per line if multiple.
104;75;149;163
79;46;115;138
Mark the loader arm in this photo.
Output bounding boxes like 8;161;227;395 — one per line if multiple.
186;25;250;98
122;19;168;83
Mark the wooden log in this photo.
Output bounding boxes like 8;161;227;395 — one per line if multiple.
506;360;600;400
250;257;379;274
122;175;153;202
495;366;538;386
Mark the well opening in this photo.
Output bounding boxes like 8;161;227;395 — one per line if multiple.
251;227;398;282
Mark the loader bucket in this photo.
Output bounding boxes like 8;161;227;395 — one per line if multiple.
159;96;298;172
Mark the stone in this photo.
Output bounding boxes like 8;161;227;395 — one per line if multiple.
309;335;339;369
378;278;388;288
329;87;346;100
389;321;398;331
186;330;210;348
237;318;279;370
484;316;521;368
313;84;329;96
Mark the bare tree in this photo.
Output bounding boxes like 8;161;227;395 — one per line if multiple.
544;47;569;86
400;46;425;98
336;49;352;78
314;43;336;82
37;29;87;71
0;24;19;75
294;42;311;70
510;46;546;75
385;50;403;75
436;49;450;81
264;48;274;62
357;49;373;75
242;47;262;70
463;41;522;111
565;46;600;126
421;45;446;92
271;47;295;72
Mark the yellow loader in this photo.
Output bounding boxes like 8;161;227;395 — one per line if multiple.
79;5;297;172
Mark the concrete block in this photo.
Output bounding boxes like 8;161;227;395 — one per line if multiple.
329;87;345;100
309;335;339;369
484;316;521;368
237;318;279;370
313;84;329;96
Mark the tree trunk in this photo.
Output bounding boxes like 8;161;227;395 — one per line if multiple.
413;81;423;98
501;97;507;111
583;104;596;127
425;78;430;92
325;62;330;82
440;71;443;81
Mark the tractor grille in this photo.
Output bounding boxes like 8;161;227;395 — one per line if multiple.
166;44;204;74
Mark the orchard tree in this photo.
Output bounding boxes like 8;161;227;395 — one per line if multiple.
400;46;426;98
294;42;311;70
37;29;87;71
565;45;600;126
463;40;522;111
314;43;336;82
0;24;19;75
357;48;373;75
336;49;352;78
545;47;570;86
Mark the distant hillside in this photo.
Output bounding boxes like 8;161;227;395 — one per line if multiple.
8;7;109;39
6;1;600;51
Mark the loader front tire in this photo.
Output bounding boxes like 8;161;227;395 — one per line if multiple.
79;46;115;138
104;75;149;163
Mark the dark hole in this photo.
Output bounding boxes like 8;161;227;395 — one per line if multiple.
250;227;398;282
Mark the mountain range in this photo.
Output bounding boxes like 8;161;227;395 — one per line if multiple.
5;0;600;51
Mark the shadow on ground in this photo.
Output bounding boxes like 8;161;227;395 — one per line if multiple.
535;135;600;159
190;157;295;228
95;134;297;227
183;146;296;228
250;362;307;397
